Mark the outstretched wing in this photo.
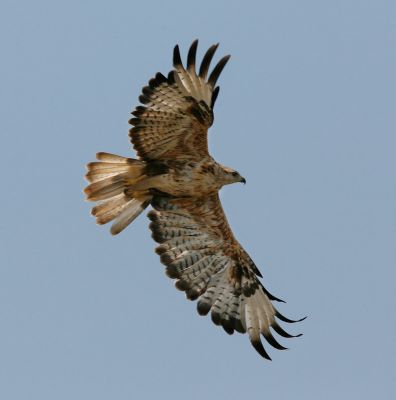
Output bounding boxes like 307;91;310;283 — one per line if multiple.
129;40;230;161
148;194;304;360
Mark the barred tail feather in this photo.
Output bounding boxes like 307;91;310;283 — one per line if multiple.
85;152;145;185
110;196;151;235
84;152;152;234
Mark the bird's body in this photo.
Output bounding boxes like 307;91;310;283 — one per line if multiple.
84;40;304;359
127;158;239;197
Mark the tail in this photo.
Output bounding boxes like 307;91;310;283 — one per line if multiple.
84;152;152;235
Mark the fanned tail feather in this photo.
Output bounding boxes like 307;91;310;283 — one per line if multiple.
84;152;152;234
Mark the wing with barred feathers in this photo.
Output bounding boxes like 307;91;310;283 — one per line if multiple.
129;40;230;161
147;194;304;360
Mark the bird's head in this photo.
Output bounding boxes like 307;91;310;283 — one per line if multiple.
221;166;246;185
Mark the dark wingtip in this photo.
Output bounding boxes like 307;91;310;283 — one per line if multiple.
187;39;198;70
211;86;220;109
232;317;246;334
251;339;272;361
275;310;307;324
197;300;211;316
154;245;167;255
263;330;288;350
221;318;235;335
167;70;176;84
153;72;167;86
208;54;230;87
199;43;219;78
211;310;221;326
138;94;150;104
175;279;189;291
159;252;173;266
147;210;157;222
271;321;301;338
260;283;286;303
131;105;146;117
165;264;180;279
173;44;183;68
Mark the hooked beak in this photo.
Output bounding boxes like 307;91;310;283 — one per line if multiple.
240;177;246;184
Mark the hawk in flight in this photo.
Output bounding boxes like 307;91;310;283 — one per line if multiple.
84;40;304;359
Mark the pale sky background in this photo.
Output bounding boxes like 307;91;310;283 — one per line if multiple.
1;1;395;399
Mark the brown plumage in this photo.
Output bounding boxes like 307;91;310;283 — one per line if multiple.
83;40;304;360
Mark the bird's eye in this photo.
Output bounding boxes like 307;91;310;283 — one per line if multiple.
232;172;238;176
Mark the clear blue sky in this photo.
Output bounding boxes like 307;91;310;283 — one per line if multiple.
1;1;395;399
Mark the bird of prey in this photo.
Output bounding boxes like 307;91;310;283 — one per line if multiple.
84;40;304;359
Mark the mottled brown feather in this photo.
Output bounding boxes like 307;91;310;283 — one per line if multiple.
129;40;229;162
